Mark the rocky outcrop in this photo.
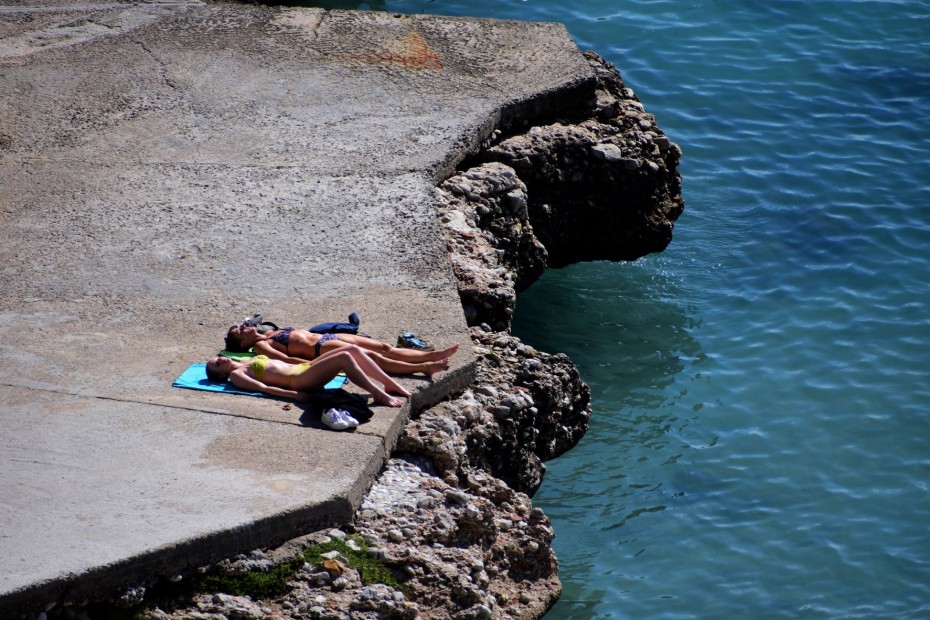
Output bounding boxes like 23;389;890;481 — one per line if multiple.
437;52;683;330
353;455;560;619
484;51;683;268
398;326;591;496
48;52;679;620
435;163;545;331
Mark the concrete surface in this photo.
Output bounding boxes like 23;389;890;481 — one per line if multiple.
0;0;594;613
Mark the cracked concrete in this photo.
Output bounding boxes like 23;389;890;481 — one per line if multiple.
0;0;594;613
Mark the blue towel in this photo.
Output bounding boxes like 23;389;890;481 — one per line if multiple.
173;364;347;396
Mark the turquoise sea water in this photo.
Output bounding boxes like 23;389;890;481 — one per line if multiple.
321;0;930;616
505;3;930;619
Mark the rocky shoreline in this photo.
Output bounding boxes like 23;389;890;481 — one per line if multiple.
43;52;681;620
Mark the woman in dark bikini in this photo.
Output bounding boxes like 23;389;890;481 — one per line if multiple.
224;324;459;376
206;345;408;408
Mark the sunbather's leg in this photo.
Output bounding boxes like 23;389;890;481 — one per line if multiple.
315;345;412;397
364;351;449;377
292;351;403;407
335;334;459;363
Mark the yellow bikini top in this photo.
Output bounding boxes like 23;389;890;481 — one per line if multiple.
249;355;269;382
249;356;310;387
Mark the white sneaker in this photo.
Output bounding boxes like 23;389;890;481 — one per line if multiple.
322;408;352;431
339;409;360;428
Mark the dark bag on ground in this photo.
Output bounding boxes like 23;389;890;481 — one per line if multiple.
308;312;361;335
302;387;374;424
243;312;361;335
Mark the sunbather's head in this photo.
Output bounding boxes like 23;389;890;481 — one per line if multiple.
206;355;233;382
224;324;251;352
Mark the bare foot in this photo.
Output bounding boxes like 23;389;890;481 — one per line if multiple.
423;358;450;377
373;392;404;407
385;380;412;397
429;344;459;361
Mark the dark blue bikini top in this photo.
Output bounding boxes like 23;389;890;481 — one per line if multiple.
269;327;337;358
269;327;293;351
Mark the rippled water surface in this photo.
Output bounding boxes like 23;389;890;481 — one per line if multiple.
317;0;930;616
504;2;930;618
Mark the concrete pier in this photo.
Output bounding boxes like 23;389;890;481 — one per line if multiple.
0;1;594;612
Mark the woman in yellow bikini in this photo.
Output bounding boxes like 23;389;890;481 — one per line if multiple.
224;324;459;376
206;344;409;408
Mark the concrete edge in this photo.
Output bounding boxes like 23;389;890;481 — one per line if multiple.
406;360;476;419
0;359;476;615
430;69;596;184
2;496;352;614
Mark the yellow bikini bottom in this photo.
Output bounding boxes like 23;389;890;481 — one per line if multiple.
288;362;312;388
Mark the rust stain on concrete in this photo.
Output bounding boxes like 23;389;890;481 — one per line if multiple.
365;28;444;71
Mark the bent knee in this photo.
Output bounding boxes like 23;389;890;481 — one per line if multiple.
329;349;353;363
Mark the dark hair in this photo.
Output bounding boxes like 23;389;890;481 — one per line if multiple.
224;326;248;352
206;360;228;383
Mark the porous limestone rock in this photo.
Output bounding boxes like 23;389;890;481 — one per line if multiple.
434;163;547;331
435;52;682;332
480;51;683;269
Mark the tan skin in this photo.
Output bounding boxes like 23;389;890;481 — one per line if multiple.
207;345;408;407
226;325;459;377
